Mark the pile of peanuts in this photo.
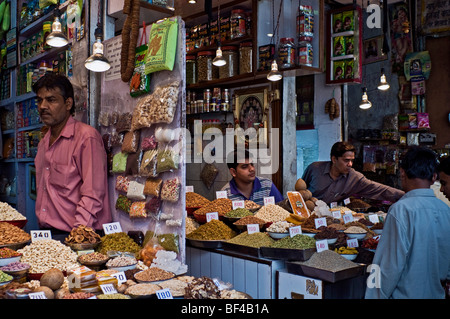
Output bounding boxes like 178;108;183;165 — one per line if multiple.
17;239;78;273
254;204;291;223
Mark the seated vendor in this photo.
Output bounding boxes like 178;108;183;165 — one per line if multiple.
221;150;283;206
302;141;404;205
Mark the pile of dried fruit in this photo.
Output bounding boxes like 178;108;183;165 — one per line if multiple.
65;225;101;244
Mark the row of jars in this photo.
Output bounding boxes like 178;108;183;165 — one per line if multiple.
186;8;252;52
186;88;232;114
187;41;252;84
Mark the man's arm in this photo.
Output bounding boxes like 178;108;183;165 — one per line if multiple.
76;136;109;227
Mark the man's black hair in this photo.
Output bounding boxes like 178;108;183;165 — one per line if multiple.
32;73;75;115
330;141;356;159
437;156;450;175
400;146;438;181
227;149;252;170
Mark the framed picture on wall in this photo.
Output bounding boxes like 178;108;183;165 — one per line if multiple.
233;86;270;146
363;35;388;64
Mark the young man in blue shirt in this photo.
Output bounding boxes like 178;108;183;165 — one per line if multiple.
221;150;283;206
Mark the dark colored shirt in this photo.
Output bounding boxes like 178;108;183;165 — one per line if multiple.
221;177;284;206
302;161;404;204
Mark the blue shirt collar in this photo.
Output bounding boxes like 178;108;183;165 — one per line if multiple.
229;177;262;199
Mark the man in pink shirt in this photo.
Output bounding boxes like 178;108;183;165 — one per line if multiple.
33;74;111;240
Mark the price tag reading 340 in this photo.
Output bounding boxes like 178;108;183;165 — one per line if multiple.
103;222;122;235
30;230;52;242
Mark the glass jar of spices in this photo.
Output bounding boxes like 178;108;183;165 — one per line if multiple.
219;46;238;79
186;55;197;85
197;51;214;82
239;41;252;74
230;9;246;39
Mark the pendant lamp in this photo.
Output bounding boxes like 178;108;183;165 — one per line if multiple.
359;87;372;109
46;9;69;48
85;27;111;72
212;1;226;67
377;68;390;90
267;60;282;81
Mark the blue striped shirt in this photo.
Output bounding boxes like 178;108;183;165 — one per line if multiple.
221;177;284;206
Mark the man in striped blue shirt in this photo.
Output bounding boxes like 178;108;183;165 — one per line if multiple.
221;150;283;206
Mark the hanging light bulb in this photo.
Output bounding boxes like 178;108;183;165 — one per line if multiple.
46;10;69;48
267;60;282;81
377;68;390;90
212;46;226;67
359;87;372;109
85;27;111;72
188;0;196;3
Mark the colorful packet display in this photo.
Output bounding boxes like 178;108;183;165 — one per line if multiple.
333;60;345;80
333;13;343;33
342;11;354;31
333;36;345;56
345;36;354;55
344;59;354;79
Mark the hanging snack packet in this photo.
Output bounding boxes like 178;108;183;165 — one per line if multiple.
345;36;354;55
145;18;178;74
161;177;181;202
112;152;128;173
333;13;343;33
127;180;146;200
156;147;179;174
122;130;141;153
116;194;132;213
145;196;162;214
342;11;354;31
130;26;151;97
129;201;148;218
144;177;163;197
333;60;345;80
344;59;354;79
116;112;133;133
140;149;158;177
125;151;142;176
115;175;130;193
333;36;345;57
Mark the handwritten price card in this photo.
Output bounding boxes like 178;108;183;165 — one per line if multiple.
206;212;219;222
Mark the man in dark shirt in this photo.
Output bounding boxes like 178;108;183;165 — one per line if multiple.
302;141;404;204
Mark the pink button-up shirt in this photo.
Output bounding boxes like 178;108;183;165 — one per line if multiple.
35;116;111;232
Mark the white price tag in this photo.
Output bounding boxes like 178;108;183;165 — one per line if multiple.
314;217;327;229
247;224;260;234
368;214;379;224
206;212;219;222
156;288;173;299
111;271;127;284
100;284;118;295
289;226;302;237
216;191;228;199
232;200;245;210
343;213;354;224
332;211;341;219
30;230;52;242
186;186;194;193
347;238;359;248
103;222;122;235
343;198;351;205
330;202;338;208
29;292;47;299
264;196;275;206
316;239;329;252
